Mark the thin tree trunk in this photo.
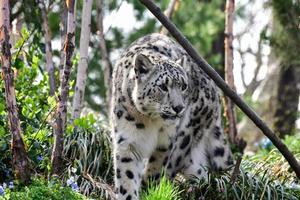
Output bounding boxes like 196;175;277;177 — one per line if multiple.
210;1;225;78
160;0;179;35
40;2;56;96
96;0;113;113
0;0;31;184
51;0;76;175
273;65;300;138
211;32;225;77
59;1;68;82
72;0;93;119
224;0;238;144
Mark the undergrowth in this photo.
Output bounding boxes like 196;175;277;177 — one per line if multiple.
141;135;300;200
0;178;87;200
1;109;300;200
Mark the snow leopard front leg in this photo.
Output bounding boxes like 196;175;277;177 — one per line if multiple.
113;129;144;200
113;112;158;200
143;128;173;184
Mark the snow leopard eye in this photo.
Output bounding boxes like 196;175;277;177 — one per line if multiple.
159;83;168;92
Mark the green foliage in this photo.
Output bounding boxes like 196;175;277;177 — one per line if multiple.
63;115;113;197
0;178;86;200
177;170;300;200
141;176;182;200
270;0;300;65
243;135;300;184
173;0;225;71
0;28;54;182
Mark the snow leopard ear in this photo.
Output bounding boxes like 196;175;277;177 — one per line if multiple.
176;55;187;68
134;54;152;76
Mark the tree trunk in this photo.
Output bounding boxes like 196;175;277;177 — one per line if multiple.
40;2;56;96
59;1;68;82
224;0;238;144
0;0;31;184
273;65;300;138
211;32;225;78
271;0;300;138
51;0;76;175
96;0;113;114
72;0;93;119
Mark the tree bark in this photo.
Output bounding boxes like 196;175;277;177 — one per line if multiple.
139;0;300;179
273;65;300;138
59;1;68;82
224;0;238;144
51;0;76;175
72;0;93;119
271;0;300;138
96;0;113;114
40;2;56;96
0;0;31;184
160;0;179;35
211;32;225;78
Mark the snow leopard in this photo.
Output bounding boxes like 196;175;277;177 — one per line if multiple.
111;33;233;200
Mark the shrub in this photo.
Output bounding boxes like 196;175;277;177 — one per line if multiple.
0;179;87;200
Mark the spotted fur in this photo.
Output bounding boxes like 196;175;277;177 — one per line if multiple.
111;33;233;200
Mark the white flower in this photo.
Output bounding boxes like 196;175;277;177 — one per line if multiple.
66;176;75;186
0;186;5;196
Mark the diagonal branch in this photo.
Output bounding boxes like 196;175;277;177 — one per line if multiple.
139;0;300;179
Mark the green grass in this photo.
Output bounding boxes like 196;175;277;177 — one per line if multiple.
177;170;300;200
242;135;300;184
141;176;182;200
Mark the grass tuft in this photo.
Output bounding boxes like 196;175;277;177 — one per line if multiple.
141;176;182;200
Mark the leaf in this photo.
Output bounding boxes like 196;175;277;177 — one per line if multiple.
14;58;25;69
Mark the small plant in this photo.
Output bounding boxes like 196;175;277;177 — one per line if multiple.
141;176;182;200
63;115;113;197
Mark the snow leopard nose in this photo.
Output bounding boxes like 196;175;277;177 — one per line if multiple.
172;105;184;114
